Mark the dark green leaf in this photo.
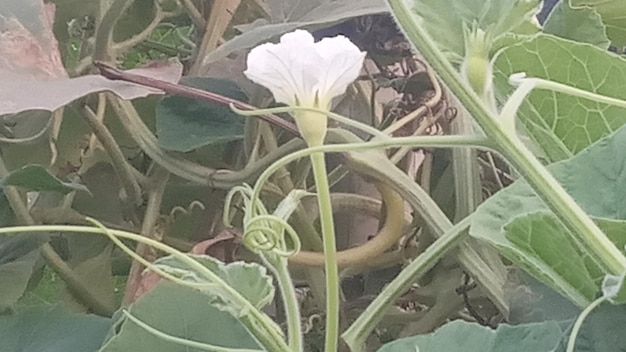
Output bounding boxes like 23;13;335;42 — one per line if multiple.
560;303;626;352
99;282;261;352
0;305;111;352
0;234;48;310
156;77;247;152
0;165;88;194
377;320;563;352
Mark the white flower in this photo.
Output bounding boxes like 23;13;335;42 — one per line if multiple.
244;30;366;110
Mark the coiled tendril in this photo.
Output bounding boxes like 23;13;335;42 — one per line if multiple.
224;184;302;259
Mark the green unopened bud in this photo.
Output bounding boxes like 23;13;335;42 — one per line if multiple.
461;27;493;102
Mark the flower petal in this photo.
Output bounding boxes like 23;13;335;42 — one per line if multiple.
313;35;366;105
244;30;322;106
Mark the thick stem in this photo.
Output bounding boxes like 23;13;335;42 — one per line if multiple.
310;151;340;352
388;0;626;275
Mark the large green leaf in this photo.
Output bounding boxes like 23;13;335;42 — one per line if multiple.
201;0;389;65
407;0;540;62
377;319;563;352
0;234;48;310
0;305;111;352
470;124;626;305
99;282;261;352
153;254;274;316
571;0;626;48
156;77;247;152
1;165;88;194
543;1;610;48
495;34;626;162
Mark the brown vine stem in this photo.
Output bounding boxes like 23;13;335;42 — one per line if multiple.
96;63;411;269
122;166;169;304
0;155;115;316
81;105;143;206
94;62;299;136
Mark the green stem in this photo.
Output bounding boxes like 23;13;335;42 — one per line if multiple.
270;257;303;352
0;224;289;352
94;0;135;62
232;105;390;141
512;74;626;110
250;134;491;211
342;216;471;351
388;0;626;275
566;296;607;352
310;151;340;352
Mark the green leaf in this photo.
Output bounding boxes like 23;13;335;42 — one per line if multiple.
543;1;610;48
0;305;111;352
407;0;541;62
99;282;261;352
470;124;626;305
377;319;563;352
202;0;389;65
502;213;602;305
156;77;247;152
0;234;48;310
571;0;626;48
495;34;626;162
153;254;274;315
0;165;88;194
